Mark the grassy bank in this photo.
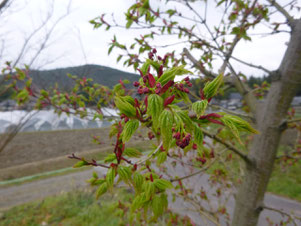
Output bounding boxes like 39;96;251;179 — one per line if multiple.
0;188;189;226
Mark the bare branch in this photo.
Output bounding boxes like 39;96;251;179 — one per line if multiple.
262;205;301;226
201;129;252;164
266;0;295;27
135;142;163;166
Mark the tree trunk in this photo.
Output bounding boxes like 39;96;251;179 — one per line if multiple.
232;19;301;226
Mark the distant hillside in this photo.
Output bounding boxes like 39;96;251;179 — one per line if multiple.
27;64;139;91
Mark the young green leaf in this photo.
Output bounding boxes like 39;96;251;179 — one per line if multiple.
104;153;117;163
117;166;132;182
122;119;139;142
193;123;204;147
157;65;192;86
159;109;174;149
133;172;144;193
73;160;87;168
154;178;173;190
106;167;116;188
124;147;142;158
115;97;136;117
143;181;156;201
147;94;163;130
157;152;167;165
96;182;108;198
203;73;223;99
192;100;208;117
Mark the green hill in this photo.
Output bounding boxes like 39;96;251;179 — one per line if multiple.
27;64;139;91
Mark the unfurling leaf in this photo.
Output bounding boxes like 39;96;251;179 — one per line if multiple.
157;152;167;165
220;113;259;134
157;65;192;86
147;94;163;130
96;182;108;198
154;178;173;190
203;73;223;99
143;181;156;201
192;100;208;117
133;172;144;192
104;153;117;163
193;123;203;147
124;147;142;158
159;109;174;149
117;166;132;182
151;193;168;218
106;167;116;188
122;119;139;142
73;160;87;168
115;97;136;117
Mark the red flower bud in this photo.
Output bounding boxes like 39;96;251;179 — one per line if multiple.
144;96;148;109
160;80;174;94
137;69;144;77
148;73;156;88
183;76;190;82
164;95;175;107
133;81;140;87
173;132;181;139
158;65;163;78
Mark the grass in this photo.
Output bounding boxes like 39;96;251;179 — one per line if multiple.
0;188;188;226
0;189;133;226
268;160;301;201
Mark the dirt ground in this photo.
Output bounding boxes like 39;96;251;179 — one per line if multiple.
0;128;115;169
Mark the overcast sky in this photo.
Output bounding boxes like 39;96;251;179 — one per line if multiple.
0;0;300;77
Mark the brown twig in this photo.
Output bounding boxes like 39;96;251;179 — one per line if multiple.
201;129;252;165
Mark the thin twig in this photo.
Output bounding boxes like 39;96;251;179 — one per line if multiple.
266;0;295;27
201;129;252;164
263;205;300;226
135;142;163;166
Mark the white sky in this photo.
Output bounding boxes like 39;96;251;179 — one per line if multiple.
0;0;300;77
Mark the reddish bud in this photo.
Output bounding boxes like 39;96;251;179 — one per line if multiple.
183;76;190;82
158;65;163;78
150;173;154;182
134;98;139;107
148;73;156;88
160;80;174;94
192;143;197;149
144;96;148;109
137;69;144;77
173;132;181;139
164;95;175;107
119;80;125;89
152;48;157;54
148;52;154;59
133;81;140;87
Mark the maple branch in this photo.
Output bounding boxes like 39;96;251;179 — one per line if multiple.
267;0;295;27
135;142;163;166
201;129;252;164
262;205;301;226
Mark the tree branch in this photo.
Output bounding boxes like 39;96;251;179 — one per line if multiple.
266;0;295;27
201;129;252;165
135;142;163;166
262;205;301;226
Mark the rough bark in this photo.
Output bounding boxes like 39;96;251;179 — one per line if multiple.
232;19;301;226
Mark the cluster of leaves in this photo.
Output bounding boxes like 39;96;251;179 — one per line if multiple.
6;48;259;222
